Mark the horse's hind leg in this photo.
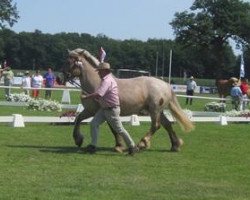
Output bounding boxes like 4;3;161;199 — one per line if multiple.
107;123;126;153
137;113;161;150
160;112;183;152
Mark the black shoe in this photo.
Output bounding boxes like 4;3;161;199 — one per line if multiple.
85;144;97;154
127;146;139;156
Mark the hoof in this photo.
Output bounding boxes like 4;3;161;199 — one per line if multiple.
137;139;151;150
114;146;126;153
74;134;84;147
127;146;139;156
170;138;184;152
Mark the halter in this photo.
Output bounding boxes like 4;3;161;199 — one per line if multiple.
66;59;91;95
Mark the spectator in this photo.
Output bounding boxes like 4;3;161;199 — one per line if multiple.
230;81;243;111
185;76;197;105
240;78;249;110
1;66;14;98
31;70;43;98
43;68;56;99
22;71;31;95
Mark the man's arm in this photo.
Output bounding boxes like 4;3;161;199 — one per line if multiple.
84;92;101;100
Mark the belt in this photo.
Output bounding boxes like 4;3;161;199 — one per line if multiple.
103;105;120;110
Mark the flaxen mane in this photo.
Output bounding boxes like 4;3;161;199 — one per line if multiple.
74;48;100;67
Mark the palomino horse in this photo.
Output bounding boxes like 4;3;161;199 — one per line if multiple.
64;48;194;152
215;77;239;99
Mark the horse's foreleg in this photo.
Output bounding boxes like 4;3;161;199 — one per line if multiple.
107;123;126;153
160;112;183;152
73;110;92;147
137;113;161;150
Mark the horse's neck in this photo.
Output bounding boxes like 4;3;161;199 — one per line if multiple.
79;60;101;94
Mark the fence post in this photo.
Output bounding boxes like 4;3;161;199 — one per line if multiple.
61;89;71;104
130;115;140;126
11;114;25;127
220;116;228;126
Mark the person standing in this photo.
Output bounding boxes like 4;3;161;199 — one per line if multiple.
185;76;197;105
1;66;14;98
31;70;43;98
99;47;106;63
43;67;56;99
83;62;138;155
230;81;243;111
240;78;249;110
22;71;31;95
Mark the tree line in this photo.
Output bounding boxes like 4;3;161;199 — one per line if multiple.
0;0;250;79
0;28;245;79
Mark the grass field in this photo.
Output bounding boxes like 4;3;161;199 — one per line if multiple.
0;122;250;200
1;87;250;199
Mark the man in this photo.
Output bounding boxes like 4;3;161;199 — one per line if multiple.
83;62;138;155
186;76;197;105
231;81;243;111
43;67;56;99
1;66;14;98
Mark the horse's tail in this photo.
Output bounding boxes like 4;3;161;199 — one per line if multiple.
168;90;194;132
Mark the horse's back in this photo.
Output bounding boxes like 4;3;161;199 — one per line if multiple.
216;79;230;97
116;76;172;115
117;76;171;96
216;77;238;98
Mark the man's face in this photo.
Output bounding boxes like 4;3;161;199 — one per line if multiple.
97;70;108;78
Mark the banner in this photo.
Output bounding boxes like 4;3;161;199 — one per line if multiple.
240;53;245;78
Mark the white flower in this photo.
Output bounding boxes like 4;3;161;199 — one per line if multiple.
27;98;62;112
224;109;250;117
6;93;62;112
204;102;226;112
6;93;32;102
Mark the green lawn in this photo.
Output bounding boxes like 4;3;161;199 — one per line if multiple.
1;87;250;199
0;122;250;200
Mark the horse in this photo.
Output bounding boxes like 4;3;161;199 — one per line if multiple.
215;77;239;100
64;48;194;152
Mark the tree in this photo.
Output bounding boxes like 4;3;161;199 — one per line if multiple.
0;0;19;29
170;0;250;78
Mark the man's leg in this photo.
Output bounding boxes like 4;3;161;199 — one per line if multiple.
104;107;135;148
89;109;106;147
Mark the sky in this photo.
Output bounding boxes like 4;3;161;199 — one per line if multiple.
12;0;195;41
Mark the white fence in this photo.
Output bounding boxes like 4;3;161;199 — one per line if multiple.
0;85;249;127
1;113;250;128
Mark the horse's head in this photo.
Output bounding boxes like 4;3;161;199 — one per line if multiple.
62;48;100;85
63;49;84;83
228;77;239;85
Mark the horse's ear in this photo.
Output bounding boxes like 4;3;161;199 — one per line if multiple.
75;48;85;55
68;49;79;58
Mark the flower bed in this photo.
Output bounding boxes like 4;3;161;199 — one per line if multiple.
6;93;62;112
224;110;250;117
204;102;226;112
6;93;32;102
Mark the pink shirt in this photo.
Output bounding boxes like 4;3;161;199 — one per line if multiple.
96;73;119;108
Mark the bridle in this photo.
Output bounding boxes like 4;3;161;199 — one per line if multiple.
65;58;90;95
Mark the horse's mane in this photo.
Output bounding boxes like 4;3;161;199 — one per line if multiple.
72;48;100;67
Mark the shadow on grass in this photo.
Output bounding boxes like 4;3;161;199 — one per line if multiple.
6;144;120;155
6;145;175;156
